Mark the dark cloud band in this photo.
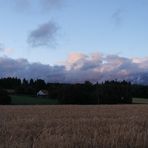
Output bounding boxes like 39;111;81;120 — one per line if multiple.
0;53;148;84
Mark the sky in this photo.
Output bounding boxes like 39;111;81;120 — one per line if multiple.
0;0;148;83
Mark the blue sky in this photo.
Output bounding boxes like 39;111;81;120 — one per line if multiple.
0;0;148;64
0;0;148;83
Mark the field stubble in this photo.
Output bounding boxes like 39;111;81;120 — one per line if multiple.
0;105;148;148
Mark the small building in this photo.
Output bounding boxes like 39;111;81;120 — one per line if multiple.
5;89;15;94
37;90;48;97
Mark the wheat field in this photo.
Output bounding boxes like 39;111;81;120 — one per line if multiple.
0;105;148;148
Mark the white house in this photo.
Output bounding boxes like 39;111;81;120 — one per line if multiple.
37;90;48;97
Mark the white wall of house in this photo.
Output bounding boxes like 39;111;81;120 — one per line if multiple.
37;90;47;96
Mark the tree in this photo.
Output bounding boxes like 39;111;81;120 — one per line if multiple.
59;83;97;104
0;89;11;105
29;79;34;86
34;79;46;90
23;78;28;86
96;80;132;104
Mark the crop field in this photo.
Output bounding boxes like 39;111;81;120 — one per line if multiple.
0;105;148;148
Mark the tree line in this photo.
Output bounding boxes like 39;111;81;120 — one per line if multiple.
0;77;147;104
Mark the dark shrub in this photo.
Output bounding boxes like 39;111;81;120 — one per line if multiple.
0;89;11;105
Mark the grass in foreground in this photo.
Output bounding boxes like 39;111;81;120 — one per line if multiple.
0;105;148;148
11;95;58;105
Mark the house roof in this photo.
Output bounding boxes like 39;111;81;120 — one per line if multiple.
37;90;48;95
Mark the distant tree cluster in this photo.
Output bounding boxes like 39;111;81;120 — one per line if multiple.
16;78;46;95
47;80;132;104
1;77;148;104
0;77;21;89
56;81;97;104
95;81;132;104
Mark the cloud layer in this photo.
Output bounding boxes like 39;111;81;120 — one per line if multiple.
0;53;148;84
0;57;65;82
27;21;58;47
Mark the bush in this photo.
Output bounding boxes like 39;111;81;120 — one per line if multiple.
0;89;11;105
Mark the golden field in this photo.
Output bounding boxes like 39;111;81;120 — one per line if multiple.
0;105;148;148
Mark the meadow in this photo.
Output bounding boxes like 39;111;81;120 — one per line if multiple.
10;94;148;105
0;105;148;148
11;95;58;105
133;98;148;104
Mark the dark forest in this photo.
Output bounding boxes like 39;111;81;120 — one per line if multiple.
0;77;147;105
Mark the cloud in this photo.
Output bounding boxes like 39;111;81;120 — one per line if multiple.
0;56;65;82
64;53;148;83
112;9;123;26
0;53;148;84
27;21;58;47
65;53;103;71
